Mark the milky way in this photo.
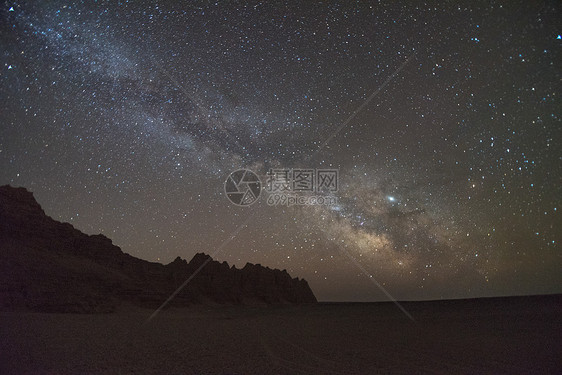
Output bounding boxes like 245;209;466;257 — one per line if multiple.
1;1;560;301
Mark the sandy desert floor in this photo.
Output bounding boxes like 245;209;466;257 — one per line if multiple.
1;296;561;374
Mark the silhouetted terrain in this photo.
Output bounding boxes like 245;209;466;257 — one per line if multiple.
1;185;561;373
0;185;316;313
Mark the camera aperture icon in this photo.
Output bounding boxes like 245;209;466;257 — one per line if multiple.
224;169;261;206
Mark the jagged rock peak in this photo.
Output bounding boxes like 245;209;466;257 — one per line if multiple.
190;252;213;265
0;185;45;214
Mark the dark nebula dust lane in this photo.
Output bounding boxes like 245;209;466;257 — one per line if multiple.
1;1;561;301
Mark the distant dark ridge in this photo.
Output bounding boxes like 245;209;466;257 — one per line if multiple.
317;294;562;320
0;185;317;313
320;293;562;304
320;294;562;305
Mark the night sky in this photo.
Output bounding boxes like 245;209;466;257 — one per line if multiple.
1;1;560;302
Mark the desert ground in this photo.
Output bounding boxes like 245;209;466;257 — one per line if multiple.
1;295;561;374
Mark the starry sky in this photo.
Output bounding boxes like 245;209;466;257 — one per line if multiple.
1;1;561;301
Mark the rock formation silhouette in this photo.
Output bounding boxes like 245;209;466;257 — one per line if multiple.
0;185;317;312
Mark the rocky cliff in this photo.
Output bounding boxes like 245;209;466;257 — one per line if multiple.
0;185;317;312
